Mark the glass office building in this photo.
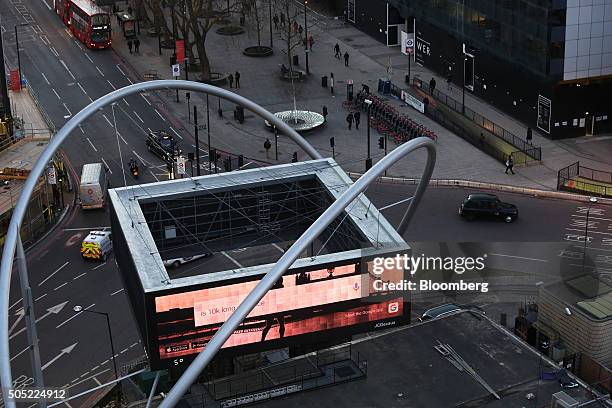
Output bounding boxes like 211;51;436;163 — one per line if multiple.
347;0;612;138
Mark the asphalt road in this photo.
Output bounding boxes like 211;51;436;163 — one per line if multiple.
2;0;612;405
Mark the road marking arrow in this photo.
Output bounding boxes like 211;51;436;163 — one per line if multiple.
9;301;69;340
8;309;26;335
42;343;77;371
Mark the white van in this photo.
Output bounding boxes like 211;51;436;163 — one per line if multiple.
81;230;113;261
80;163;107;209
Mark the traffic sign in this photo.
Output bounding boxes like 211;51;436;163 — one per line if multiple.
177;156;187;175
46;166;57;185
172;64;180;77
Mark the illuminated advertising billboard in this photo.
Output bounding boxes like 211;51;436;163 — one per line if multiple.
148;256;407;369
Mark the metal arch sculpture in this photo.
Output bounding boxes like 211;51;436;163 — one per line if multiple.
159;137;437;407
0;80;324;407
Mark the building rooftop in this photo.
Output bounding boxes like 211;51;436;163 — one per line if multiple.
542;275;612;322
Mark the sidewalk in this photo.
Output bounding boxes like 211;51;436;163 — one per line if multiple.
110;5;611;191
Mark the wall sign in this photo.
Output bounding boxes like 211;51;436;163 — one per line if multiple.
536;95;551;134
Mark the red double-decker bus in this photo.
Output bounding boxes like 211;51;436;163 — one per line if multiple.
54;0;111;49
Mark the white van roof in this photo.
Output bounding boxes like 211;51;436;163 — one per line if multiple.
84;230;111;242
81;163;103;185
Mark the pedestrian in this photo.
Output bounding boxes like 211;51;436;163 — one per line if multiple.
330;73;335;96
235;71;241;88
134;38;140;54
127;6;132;14
346;113;353;130
344;51;349;67
322;105;328;122
429;77;436;94
334;43;341;59
273;14;279;30
308;35;314;51
505;155;515;174
228;73;234;88
353;111;360;129
280;12;286;27
293;20;298;34
127;39;133;54
298;25;303;38
526;127;533;144
446;70;452;91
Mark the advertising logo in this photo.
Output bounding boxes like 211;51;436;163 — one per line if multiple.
388;302;399;314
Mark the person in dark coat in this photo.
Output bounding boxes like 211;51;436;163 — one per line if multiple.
505;155;515;174
346;113;353;130
235;71;241;88
298;25;303;38
429;77;436;94
273;14;279;30
127;40;133;53
334;43;341;59
134;38;140;53
280;12;286;27
228;73;234;88
322;105;328;122
353;111;361;129
344;51;350;67
526;127;533;144
308;35;314;51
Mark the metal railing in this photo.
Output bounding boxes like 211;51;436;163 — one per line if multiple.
558;162;612;197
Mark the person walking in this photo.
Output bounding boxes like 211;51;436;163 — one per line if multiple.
334;43;341;59
330;73;335;96
429;77;436;94
308;35;314;51
127;39;133;54
505;155;515;174
235;71;241;88
298;25;303;38
353;111;361;130
526;127;533;144
273;14;279;30
293;20;298;34
280;12;286;27
228;73;234;88
344;51;350;67
346;113;353;130
134;38;140;54
322;105;328;122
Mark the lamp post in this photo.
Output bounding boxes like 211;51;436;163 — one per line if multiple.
73;306;120;399
364;99;372;170
582;197;598;273
269;0;273;48
304;0;309;74
15;23;28;90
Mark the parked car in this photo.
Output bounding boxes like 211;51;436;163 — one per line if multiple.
163;253;212;269
146;130;181;162
458;193;518;223
419;303;462;322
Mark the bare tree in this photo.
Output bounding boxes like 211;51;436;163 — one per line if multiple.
276;0;301;75
243;0;265;47
144;0;172;44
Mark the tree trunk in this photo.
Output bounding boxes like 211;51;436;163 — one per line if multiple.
193;26;211;80
149;0;171;43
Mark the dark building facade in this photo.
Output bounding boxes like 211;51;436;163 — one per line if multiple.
348;0;612;139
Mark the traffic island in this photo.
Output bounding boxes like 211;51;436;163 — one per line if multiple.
243;45;273;57
264;110;325;133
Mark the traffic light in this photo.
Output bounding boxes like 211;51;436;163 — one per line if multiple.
378;137;385;149
329;137;335;148
238;154;244;168
292;152;298;163
223;157;231;172
209;148;217;162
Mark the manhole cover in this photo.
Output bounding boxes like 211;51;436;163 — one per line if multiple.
334;366;356;378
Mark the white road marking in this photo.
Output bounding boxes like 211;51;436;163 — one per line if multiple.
52;88;61;100
34;293;47;302
86;138;98;152
8;298;22;312
221;251;244;268
141;94;151;105
487;253;548;262
116;64;126;76
72;272;87;280
63;103;72;117
169;126;182;139
566;228;612;236
107;79;116;90
56;303;95;329
123;98;130;106
102;114;114;127
93;377;102;386
100;157;112;174
84;53;93;63
154;109;166;121
79;370;90;378
130;342;139;347
65;369;110;390
53;282;68;291
39;261;69;286
149;170;160;181
10;345;30;361
127;77;134;84
133;111;144;123
59;60;76;80
147;127;153;133
78;124;85;134
39;0;52;11
110;288;124;296
571;214;612;222
40;72;50;84
50;47;59;57
40;36;50;46
92;262;107;270
117;131;128;145
96;66;105;77
77;83;92;101
120;348;128;354
272;243;285;253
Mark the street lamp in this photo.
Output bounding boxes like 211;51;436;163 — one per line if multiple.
364;99;373;170
304;0;309;74
72;306;120;396
582;197;598;273
269;0;273;48
15;23;28;90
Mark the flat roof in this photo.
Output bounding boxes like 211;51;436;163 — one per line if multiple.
252;313;599;408
109;159;408;293
542;275;612;321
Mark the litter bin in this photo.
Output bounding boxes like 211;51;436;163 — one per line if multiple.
378;78;384;93
292;54;299;66
235;105;244;123
383;80;391;94
322;75;328;88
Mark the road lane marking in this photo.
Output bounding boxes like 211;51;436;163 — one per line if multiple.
52;88;61;100
487;253;548;262
566;228;612;236
35;293;47;301
84;53;93;63
40;72;50;84
116;64;126;75
221;251;244;268
154;109;166;121
54;282;68;291
107;79;116;90
59;60;76;80
9;298;22;312
56;303;95;329
100;157;112;174
120;348;128;354
77;83;93;102
92;262;107;270
78;124;85;134
132;151;151;167
147;127;153;133
93;377;102;386
141;94;151;105
571;214;612;222
72;272;87;280
96;66;105;77
133;111;144;123
50;47;59;57
64;369;110;390
63;103;72;117
38;0;52;11
117;131;128;145
40;36;50;46
149;170;160;181
123;98;130;106
39;261;69;286
102;114;114;127
272;243;285;253
86;138;98;152
169;126;182;139
127;77;134;84
10;346;30;361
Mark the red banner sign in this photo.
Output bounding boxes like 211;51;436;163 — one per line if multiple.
176;40;185;63
10;70;20;91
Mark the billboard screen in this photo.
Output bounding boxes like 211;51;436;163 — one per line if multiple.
149;257;407;369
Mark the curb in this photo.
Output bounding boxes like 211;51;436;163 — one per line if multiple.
346;172;612;204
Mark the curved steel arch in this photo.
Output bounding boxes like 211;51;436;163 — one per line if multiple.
159;137;437;407
0;80;324;406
